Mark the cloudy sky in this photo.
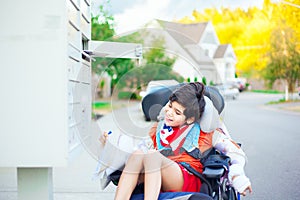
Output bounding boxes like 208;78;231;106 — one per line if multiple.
92;0;265;35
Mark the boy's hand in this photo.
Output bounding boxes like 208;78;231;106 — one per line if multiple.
240;185;252;196
232;175;252;196
99;131;110;145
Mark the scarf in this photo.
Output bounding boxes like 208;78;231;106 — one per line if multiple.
156;120;201;155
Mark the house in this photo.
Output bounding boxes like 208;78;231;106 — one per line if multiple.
136;19;237;84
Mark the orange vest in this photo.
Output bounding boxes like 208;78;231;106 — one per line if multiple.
149;122;213;174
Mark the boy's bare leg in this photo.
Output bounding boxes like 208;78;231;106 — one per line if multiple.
114;150;144;200
143;150;162;200
143;150;184;199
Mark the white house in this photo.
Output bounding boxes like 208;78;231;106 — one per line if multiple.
135;19;237;84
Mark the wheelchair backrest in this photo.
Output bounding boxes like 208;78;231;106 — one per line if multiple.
142;83;225;132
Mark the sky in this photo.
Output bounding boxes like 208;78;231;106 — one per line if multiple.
91;0;265;35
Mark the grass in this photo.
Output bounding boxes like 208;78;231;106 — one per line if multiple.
92;101;110;109
92;101;111;119
267;98;300;105
91;100;135;116
251;89;283;94
250;90;300;105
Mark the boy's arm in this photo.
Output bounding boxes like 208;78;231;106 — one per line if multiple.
212;129;252;195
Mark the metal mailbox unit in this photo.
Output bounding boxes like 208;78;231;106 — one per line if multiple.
0;0;143;199
0;0;92;199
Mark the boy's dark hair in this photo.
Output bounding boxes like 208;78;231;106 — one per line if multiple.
169;82;206;122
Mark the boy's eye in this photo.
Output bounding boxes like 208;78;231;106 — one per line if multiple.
175;111;181;115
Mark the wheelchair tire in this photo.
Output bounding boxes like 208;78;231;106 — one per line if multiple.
214;178;238;200
226;187;238;200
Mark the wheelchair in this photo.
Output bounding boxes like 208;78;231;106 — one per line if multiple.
108;149;240;200
107;84;240;200
181;149;240;200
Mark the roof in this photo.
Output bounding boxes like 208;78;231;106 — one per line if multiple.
214;44;229;58
154;19;214;67
214;44;236;60
157;19;208;46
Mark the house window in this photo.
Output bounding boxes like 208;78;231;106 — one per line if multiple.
205;49;209;56
225;63;232;79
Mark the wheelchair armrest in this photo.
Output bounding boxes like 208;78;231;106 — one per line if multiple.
109;170;122;186
203;167;225;179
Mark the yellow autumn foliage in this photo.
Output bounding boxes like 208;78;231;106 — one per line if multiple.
178;0;300;79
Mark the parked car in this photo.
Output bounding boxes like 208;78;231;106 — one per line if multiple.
213;84;239;100
226;78;246;92
141;83;224;121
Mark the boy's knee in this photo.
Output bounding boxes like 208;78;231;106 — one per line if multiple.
143;151;162;172
123;149;145;173
128;149;144;161
132;149;144;155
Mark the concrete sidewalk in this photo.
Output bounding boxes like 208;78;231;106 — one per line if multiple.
52;147;117;200
0;145;117;200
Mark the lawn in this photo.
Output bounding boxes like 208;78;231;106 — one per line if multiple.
92;101;110;109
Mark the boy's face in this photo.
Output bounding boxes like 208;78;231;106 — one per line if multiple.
164;101;188;127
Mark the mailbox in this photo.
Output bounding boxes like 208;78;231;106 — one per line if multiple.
0;0;92;199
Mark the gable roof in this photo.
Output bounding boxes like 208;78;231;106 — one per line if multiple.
214;44;236;60
157;19;208;46
214;44;228;58
152;19;214;66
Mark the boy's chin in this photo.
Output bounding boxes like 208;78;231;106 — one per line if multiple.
164;118;171;125
165;120;176;127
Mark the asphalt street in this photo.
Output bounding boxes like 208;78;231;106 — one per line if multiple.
223;92;300;200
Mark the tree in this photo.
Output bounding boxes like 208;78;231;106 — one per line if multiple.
110;35;184;99
91;1;141;94
91;3;115;41
91;2;183;96
91;1;116;75
264;25;300;96
138;37;184;87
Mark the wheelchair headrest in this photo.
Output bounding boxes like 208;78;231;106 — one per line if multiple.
199;96;220;132
204;86;224;115
153;84;225;132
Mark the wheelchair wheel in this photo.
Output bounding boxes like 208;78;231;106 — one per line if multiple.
226;186;238;200
217;178;238;200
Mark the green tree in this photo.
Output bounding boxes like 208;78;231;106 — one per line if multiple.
91;3;115;41
91;1;141;93
264;25;300;95
138;37;184;87
107;58;136;89
91;1;116;75
91;2;183;96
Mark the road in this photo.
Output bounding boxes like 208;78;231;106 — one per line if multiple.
222;92;300;200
